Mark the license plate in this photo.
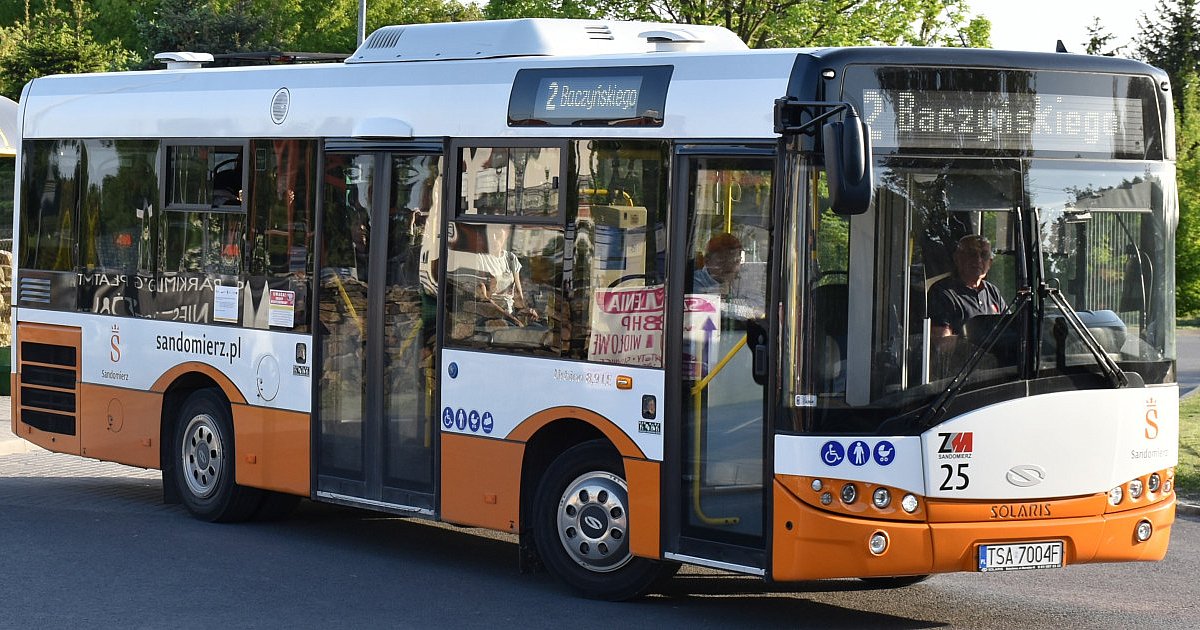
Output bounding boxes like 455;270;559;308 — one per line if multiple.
977;541;1064;572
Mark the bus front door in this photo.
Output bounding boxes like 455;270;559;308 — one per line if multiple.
671;150;773;570
315;149;442;511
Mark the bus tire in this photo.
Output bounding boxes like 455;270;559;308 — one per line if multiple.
859;574;932;588
533;440;667;600
173;389;263;523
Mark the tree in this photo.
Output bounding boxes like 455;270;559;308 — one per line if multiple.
1083;17;1126;56
1174;72;1200;313
0;0;136;100
484;0;990;49
1136;0;1199;109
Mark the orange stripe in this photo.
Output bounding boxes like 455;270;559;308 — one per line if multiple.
508;406;647;460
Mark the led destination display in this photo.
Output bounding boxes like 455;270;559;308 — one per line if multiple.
509;66;672;127
842;65;1162;159
861;89;1145;154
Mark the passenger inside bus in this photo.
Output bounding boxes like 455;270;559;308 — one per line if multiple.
693;232;764;320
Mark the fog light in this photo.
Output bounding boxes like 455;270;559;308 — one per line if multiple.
1128;479;1144;500
1108;486;1123;506
811;479;823;492
901;493;919;514
872;487;891;509
1164;479;1173;493
1135;519;1153;542
868;531;889;555
820;492;833;506
1148;473;1161;493
841;483;858;504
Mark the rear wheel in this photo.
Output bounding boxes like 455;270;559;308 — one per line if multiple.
174;389;263;522
533;440;669;600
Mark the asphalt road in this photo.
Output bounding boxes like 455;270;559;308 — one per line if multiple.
0;450;1196;629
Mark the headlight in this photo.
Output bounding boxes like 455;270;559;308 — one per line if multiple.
841;483;858;504
901;493;919;513
1108;486;1123;506
1128;479;1144;500
1148;473;1161;493
872;487;891;509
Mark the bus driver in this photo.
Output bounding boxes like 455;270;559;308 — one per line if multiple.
928;234;1006;338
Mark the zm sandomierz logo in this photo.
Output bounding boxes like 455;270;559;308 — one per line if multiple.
1005;464;1046;488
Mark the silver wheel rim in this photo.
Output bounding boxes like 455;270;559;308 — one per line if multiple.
556;471;632;573
180;413;224;499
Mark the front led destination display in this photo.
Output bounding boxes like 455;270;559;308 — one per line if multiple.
861;89;1145;154
509;66;672;127
841;65;1162;159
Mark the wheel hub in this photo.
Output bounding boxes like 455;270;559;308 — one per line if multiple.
180;413;223;499
556;471;632;573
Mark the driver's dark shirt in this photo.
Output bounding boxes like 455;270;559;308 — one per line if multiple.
928;276;1006;335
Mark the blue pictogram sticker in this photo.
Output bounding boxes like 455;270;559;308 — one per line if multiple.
821;441;845;466
481;411;494;434
873;440;896;466
441;407;454;429
468;410;481;432
455;408;467;430
448;362;459;379
847;440;871;466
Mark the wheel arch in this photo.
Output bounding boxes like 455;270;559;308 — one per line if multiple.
155;364;243;504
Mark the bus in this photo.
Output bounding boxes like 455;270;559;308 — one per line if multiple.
10;18;1178;600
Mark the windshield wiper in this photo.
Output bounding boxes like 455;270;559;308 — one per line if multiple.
918;290;1031;429
1040;284;1129;389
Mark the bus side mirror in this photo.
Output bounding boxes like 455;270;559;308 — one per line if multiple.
823;111;873;215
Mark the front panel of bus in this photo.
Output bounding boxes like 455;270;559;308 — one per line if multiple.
771;58;1178;580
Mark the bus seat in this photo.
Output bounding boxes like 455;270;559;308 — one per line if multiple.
811;282;848;392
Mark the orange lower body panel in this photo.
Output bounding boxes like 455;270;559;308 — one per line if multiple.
78;383;161;469
772;478;1175;582
232;404;311;496
624;457;661;559
440;432;523;532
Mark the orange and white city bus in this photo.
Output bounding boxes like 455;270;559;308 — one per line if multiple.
10;19;1179;599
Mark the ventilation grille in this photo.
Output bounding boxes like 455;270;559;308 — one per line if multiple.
365;27;405;49
584;24;614;40
18;277;50;304
17;326;79;437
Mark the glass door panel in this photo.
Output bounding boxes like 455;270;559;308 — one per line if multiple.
680;155;772;546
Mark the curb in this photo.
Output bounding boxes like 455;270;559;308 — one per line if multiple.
1178;501;1200;517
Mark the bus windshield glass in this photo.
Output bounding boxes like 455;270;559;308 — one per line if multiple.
791;65;1174;434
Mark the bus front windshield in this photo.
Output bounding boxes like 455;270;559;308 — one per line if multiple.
796;159;1175;433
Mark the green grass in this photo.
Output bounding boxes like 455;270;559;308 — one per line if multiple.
1176;394;1200;493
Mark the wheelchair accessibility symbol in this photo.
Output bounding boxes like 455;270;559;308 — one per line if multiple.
821;441;845;466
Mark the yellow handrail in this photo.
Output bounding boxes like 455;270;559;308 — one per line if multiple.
688;334;748;526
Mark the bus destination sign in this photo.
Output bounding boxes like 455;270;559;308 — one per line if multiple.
534;76;643;120
509;66;672;127
861;89;1145;155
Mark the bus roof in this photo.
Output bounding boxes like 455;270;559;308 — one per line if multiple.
17;19;1169;143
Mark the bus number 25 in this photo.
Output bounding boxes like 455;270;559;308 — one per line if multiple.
940;463;970;491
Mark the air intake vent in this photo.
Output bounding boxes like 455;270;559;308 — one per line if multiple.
16;323;80;439
365;26;405;49
585;24;614;40
18;277;50;304
271;88;290;125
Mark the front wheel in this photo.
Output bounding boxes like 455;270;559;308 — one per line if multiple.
533;440;670;600
173;389;263;522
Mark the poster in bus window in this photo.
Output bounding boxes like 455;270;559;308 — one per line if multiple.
682;294;721;380
588;285;664;367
